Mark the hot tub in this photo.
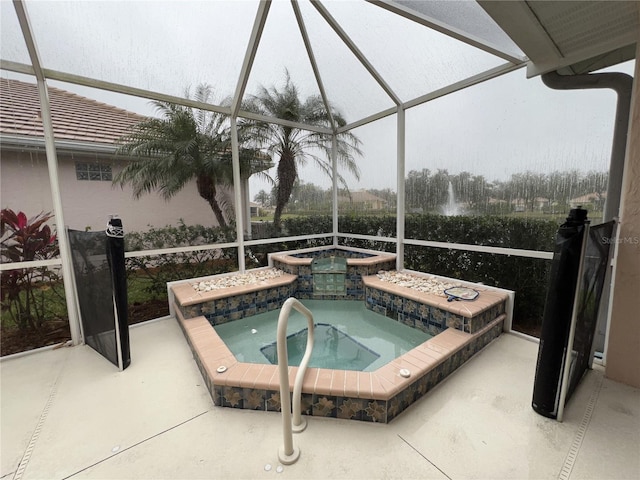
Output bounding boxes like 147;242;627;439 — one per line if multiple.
169;246;512;423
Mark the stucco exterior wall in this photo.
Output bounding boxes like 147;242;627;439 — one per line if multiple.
606;47;640;388
0;150;233;233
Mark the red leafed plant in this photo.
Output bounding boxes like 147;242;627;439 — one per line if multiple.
1;209;62;331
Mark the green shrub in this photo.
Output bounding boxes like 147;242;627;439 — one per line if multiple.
124;221;238;296
283;214;557;334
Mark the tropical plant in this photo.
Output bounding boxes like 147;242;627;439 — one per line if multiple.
115;84;271;228
0;209;62;331
244;72;362;231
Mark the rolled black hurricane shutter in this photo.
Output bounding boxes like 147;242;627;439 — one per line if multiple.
68;229;119;367
106;216;131;370
532;208;588;419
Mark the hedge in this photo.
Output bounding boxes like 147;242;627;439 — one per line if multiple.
121;214;558;334
285;214;558;334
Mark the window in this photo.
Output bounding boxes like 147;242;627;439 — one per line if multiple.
75;162;112;181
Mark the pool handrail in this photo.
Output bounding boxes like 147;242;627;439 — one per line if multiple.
276;297;314;465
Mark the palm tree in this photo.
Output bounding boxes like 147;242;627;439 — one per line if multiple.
115;85;270;228
244;72;362;231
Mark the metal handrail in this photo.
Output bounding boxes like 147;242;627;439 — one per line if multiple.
276;297;314;465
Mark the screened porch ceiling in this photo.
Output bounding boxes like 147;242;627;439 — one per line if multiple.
2;1;637;133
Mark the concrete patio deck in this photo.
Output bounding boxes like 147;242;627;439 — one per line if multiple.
1;317;638;479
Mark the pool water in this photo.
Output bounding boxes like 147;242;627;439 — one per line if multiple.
260;323;380;370
213;299;432;372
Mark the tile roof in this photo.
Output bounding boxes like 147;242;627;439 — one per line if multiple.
0;78;145;145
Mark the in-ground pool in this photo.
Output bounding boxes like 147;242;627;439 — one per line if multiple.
170;246;513;423
214;300;431;371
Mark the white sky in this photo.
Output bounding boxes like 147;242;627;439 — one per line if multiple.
1;0;635;195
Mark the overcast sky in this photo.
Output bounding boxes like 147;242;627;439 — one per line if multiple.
1;0;635;195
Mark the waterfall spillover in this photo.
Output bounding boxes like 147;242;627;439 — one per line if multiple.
442;181;460;216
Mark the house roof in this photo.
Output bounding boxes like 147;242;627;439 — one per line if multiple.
570;192;607;203
0;78;274;173
0;78;145;145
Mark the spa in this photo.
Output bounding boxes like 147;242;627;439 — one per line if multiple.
170;246;512;423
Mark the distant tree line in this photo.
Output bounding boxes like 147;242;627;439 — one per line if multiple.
254;169;608;216
405;169;608;215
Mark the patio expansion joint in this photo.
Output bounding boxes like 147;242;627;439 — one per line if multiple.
397;433;452;480
60;410;210;480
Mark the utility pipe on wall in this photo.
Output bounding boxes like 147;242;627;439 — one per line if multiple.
541;70;633;362
541;71;633;223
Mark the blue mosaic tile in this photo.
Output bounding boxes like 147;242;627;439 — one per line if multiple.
213;385;223;406
403;298;418;315
299;393;314;416
239;292;256;308
188;304;203;318
431;308;446;328
414;317;428;333
214;298;228;313
393;295;403;310
266;391;282;412
312;395;337;418
277;286;289;297
221;386;244;408
400;312;414;328
256;304;267;314
200;301;215;316
228;297;241;311
336;397;364;420
213;314;228;325
175;303;187;319
242;388;266;410
363;400;387;423
428;324;440;336
299;266;311;276
368;287;381;301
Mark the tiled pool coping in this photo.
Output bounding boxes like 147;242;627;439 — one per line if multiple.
171;272;298;307
175;294;506;423
363;275;507;334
